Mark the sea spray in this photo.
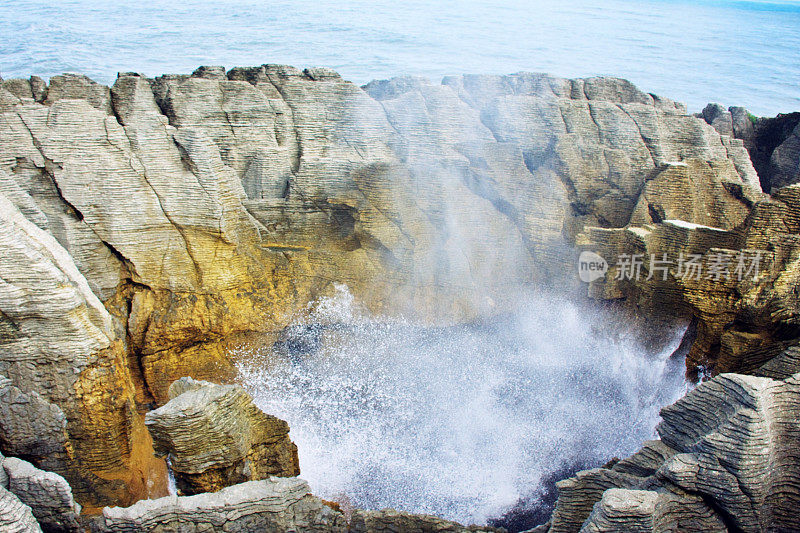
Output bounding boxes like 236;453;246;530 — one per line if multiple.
237;285;687;525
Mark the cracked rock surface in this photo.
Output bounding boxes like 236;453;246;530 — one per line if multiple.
144;378;299;495
546;371;800;532
0;65;793;513
98;477;346;533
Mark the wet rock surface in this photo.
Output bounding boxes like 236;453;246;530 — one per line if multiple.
0;64;797;522
144;378;299;495
545;370;800;532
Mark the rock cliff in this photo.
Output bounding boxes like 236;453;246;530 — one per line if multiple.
545;370;800;532
699;104;800;192
0;64;795;520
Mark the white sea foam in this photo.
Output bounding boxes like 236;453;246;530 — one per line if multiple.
237;285;688;525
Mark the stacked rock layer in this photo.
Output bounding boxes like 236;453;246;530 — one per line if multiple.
0;65;797;522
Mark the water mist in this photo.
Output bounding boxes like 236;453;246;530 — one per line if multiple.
238;285;687;527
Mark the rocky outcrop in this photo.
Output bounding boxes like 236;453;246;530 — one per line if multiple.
0;64;786;511
0;194;165;510
349;509;502;533
700;104;800;191
579;488;726;532
0;451;43;532
546;370;800;532
581;174;800;379
0;485;42;533
769;120;800;190
3;456;81;532
144;378;299;495
0;377;69;473
98;477;346;532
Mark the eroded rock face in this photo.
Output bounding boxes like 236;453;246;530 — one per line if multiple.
547;370;800;533
0;485;42;533
144;378;299;495
581;177;800;379
3;457;81;532
700;105;800;192
0;194;165;510
770;121;800;190
0;65;781;511
579;488;726;533
349;509;502;533
98;477;346;532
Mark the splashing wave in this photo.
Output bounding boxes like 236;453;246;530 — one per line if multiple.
238;285;687;525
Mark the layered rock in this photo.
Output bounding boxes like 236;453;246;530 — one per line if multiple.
144;378;299;495
580;176;800;379
770;122;800;188
98;477;346;532
700;104;800;192
579;488;726;533
0;485;42;533
0;194;165;509
546;370;800;532
349;509;501;532
3;456;81;532
0;65;780;511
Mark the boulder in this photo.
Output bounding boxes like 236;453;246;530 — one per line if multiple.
99;477;345;532
144;378;299;495
3;457;81;532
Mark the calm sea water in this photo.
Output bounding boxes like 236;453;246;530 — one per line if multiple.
0;0;798;116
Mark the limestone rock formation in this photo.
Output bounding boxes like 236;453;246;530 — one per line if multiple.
0;64;786;512
770;121;800;190
0;485;42;533
580;175;800;379
0;377;69;473
546;370;800;532
98;477;346;532
0;194;165;509
579;488;726;533
3;457;81;532
349;509;502;533
701;103;733;137
699;104;800;191
144;378;299;495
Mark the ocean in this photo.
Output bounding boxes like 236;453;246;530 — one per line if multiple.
0;0;798;116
